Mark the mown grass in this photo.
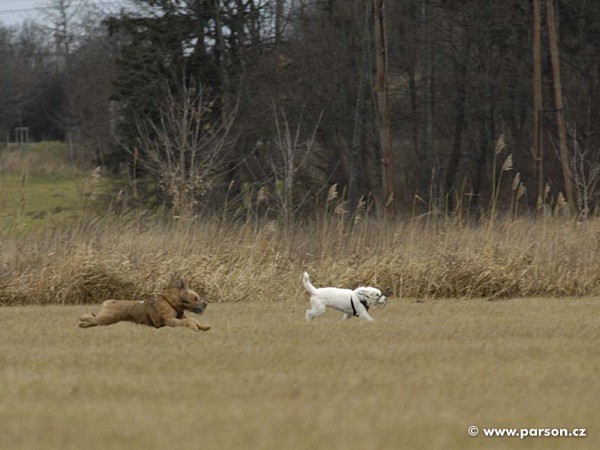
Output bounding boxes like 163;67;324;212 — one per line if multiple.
0;299;598;450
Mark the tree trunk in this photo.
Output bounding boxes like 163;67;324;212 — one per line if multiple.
533;0;543;209
349;2;371;216
444;58;467;210
373;0;395;217
472;109;491;211
212;0;230;123
420;0;433;194
546;0;576;215
275;0;284;45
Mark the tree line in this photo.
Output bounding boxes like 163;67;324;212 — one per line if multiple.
1;0;600;219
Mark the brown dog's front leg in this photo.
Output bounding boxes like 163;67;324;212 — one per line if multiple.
165;317;210;332
192;319;211;331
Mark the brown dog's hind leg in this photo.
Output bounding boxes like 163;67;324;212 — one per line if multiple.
79;305;121;328
78;313;98;328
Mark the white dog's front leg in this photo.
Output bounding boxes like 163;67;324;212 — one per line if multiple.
357;310;375;322
341;313;351;321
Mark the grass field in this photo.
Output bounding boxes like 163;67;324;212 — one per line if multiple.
1;299;598;450
0;173;87;229
0;143;103;233
1;142;599;449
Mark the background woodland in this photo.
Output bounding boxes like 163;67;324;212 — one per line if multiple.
2;0;600;219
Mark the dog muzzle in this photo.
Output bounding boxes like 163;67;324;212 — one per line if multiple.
379;295;388;307
191;302;207;314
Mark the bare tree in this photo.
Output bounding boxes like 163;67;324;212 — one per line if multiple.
44;0;85;67
134;85;236;217
269;106;322;230
568;125;600;217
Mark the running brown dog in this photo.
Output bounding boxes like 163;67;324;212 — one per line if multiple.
78;279;210;332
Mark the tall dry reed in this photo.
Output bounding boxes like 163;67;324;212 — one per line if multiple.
1;212;600;305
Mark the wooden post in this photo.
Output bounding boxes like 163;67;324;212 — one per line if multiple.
373;0;395;217
546;0;576;216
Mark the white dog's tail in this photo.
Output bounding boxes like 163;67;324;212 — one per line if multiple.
302;271;317;295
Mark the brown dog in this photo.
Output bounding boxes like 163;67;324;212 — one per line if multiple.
78;279;210;332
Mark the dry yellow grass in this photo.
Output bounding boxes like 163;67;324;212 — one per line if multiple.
2;216;600;304
0;299;598;450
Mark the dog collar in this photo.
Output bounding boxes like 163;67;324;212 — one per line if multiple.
161;294;184;319
350;297;369;317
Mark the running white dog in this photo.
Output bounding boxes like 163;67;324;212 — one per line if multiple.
302;272;388;321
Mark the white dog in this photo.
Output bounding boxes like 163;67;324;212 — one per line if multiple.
302;272;388;321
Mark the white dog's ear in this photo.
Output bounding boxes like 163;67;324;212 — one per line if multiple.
355;288;371;303
356;287;384;306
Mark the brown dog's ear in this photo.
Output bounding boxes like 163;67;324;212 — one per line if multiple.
178;278;190;291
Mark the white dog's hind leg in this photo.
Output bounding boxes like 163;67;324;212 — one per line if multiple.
305;306;325;321
306;299;326;321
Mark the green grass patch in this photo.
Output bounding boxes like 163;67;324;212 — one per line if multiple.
0;173;107;234
0;141;107;234
0;141;91;175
